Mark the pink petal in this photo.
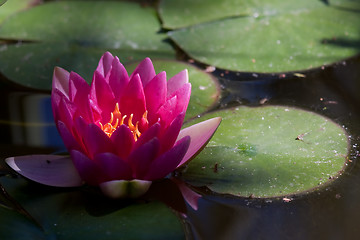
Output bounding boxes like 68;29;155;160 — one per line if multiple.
68;71;90;103
57;97;77;130
144;136;190;180
133;122;160;150
155;95;177;128
90;71;116;122
167;69;188;97
57;121;84;152
70;150;107;185
108;56;130;101
96;52;115;77
159;112;185;153
170;83;191;116
94;152;132;180
144;71;167;119
128;138;160;179
73;116;89;150
52;67;70;98
130;57;156;87
176;117;222;167
5;155;83;187
82;123;115;158
119;73;146;122
110;125;135;159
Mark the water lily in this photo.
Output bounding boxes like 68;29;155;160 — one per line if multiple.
5;52;221;198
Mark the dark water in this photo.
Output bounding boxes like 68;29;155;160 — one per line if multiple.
0;56;360;239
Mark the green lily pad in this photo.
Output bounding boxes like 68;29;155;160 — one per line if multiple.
0;1;175;90
0;42;174;90
0;177;185;240
328;0;360;10
180;106;348;198
159;0;324;29
126;60;220;121
168;1;360;72
0;1;170;51
0;206;45;240
0;0;39;24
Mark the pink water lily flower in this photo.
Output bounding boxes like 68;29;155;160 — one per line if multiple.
6;52;221;198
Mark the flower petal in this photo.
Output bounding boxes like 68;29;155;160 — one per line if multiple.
128;138;160;179
144;71;167;121
70;150;107;185
94;152;132;180
159;112;185;153
170;82;191;116
119;73;146;122
156;95;177;128
130;57;155;87
133;122;160;150
57;120;84;152
108;56;129;101
90;71;116;122
68;71;90;102
100;179;152;199
110;125;135;159
5;155;83;187
56;96;77;129
144;136;190;180
82;123;116;158
167;69;188;97
96;51;114;77
176;117;222;167
52;67;70;98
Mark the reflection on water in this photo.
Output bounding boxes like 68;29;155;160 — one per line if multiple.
0;92;65;158
6;92;64;149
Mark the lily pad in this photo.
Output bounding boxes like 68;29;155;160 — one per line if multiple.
0;1;175;90
180;106;348;197
0;1;170;51
0;0;40;24
159;0;324;29
126;60;220;121
0;42;174;90
0;206;45;240
0;176;185;240
168;1;360;72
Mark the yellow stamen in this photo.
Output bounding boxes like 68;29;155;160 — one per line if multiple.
98;104;146;141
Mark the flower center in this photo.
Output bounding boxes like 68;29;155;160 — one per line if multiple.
99;103;147;141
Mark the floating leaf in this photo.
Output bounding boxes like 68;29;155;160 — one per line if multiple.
181;106;348;197
0;1;170;51
0;1;175;89
328;0;360;10
0;42;174;90
0;0;39;24
159;0;324;29
0;206;45;240
0;177;185;240
168;1;360;72
126;60;220;121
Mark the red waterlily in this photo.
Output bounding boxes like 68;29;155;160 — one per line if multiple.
6;52;221;198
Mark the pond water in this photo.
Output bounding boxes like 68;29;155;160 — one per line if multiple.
0;55;359;239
